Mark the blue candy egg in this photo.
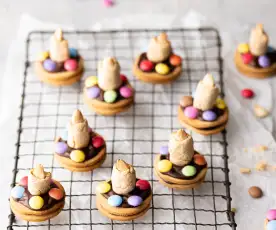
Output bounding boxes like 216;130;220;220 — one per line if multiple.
69;48;78;58
267;220;276;230
108;195;123;207
160;146;169;155
202;110;217;121
11;186;25;199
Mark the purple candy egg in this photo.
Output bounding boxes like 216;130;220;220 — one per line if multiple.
160;146;169;155
43;59;57;72
120;86;133;98
56;142;68;155
87;86;101;99
184;106;199;119
258;55;271;68
202;110;217;121
127;195;143;207
267;209;276;221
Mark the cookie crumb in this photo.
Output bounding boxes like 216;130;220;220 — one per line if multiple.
240;168;251;174
254;104;270;118
256;161;267;171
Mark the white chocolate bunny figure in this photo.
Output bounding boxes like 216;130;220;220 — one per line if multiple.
249;24;269;56
50;28;70;62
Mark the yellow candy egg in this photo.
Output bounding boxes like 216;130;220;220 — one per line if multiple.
85;76;98;88
237;43;249;54
29;196;44;210
216;98;226;110
38;51;49;61
158;159;172;173
70;150;85;163
155;63;170;75
96;181;111;194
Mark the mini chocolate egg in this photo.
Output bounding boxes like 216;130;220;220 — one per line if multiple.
158;159;172;173
96;181;111;194
104;90;117;103
56;142;68;155
38;51;49;61
241;53;254;64
182;165;196;177
11;186;25;199
19;176;28;187
267;220;276;230
258;55;271;68
49;188;64;200
237;43;249;54
169;54;182;66
202;110;217;121
119;86;133;98
29;196;44;210
180;96;193;108
248;186;263;198
92;136;104;148
128;195;143;207
136;180;150;190
184;106;199;119
85;76;98;88
70;150;85;163
216;98;226;109
155;63;170;75
87;86;101;99
267;209;276;221
139;60;154;72
120;74;127;82
43;59;57;72
160;145;169;155
64;59;78;71
193;155;207;166
69;48;78;58
108;195;123;207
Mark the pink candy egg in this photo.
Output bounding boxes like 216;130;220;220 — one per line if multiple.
64;59;78;71
120;86;133;98
92;136;104;148
267;209;276;221
19;176;28;187
49;188;64;200
184;106;199;119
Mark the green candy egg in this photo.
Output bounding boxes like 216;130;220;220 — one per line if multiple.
182;165;196;177
104;90;117;103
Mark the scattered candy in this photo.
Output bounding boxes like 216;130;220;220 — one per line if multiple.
64;59;78;71
49;188;64;200
92;136;104;148
69;48;78;58
128;195;143;207
267;220;276;230
55;142;68;155
238;43;249;54
160;146;169;155
241;53;254;64
179;96;193;108
169;54;182;66
258;55;271;68
108;195;123;207
267;209;276;221
254;104;270;118
70;150;85;163
184;106;199;119
104;90;117;103
120;74;127;82
29;196;44;210
19;176;28;187
182;165;197;177
136;180;150;190
119;86;133;98
241;88;254;98
11;186;25;199
193;155;207;166
139;60;154;72
43;59;57;72
202;110;217;121
248;186;263;198
155;63;170;75
216;98;226;109
38;51;49;61
87;86;101;99
158;159;172;173
96;181;111;194
103;0;114;7
85;76;98;88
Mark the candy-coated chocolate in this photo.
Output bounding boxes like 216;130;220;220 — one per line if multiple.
158;159;172;173
241;89;254;99
119;86;133;98
85;76;98;88
19;176;28;187
182;165;196;177
193;155;207;166
248;186;263;198
108;195;123;207
267;209;276;221
267;220;276;230
70;150;85;163
38;51;49;61
29;196;44;210
160;145;169;155
64;59;78;71
180;96;193;108
238;43;249;54
87;86;101;99
43;59;57;72
56;142;68;155
241;53;254;64
136;180;150;190
216;98;226;109
49;188;64;200
120;74;127;82
184;106;199;119
104;90;117;103
139;60;154;72
202;110;217;121
128;195;143;207
69;48;78;58
258;55;271;68
103;0;114;7
11;186;25;199
96;181;111;194
92;136;104;148
169;54;182;66
155;63;170;75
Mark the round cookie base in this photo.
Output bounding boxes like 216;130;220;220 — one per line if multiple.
35;57;84;86
234;50;276;79
132;54;182;84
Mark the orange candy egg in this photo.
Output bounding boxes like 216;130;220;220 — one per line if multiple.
49;188;64;200
193;155;207;166
169;55;182;66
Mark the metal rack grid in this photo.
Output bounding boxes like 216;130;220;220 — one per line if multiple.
7;28;236;230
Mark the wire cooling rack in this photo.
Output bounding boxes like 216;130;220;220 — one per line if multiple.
8;28;236;230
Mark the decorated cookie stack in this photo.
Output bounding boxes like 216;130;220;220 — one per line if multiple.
83;57;134;115
133;32;182;84
265;209;276;230
10;165;65;222
54;109;106;172
35;28;84;85
178;73;228;135
235;24;276;78
96;160;152;221
154;129;207;189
